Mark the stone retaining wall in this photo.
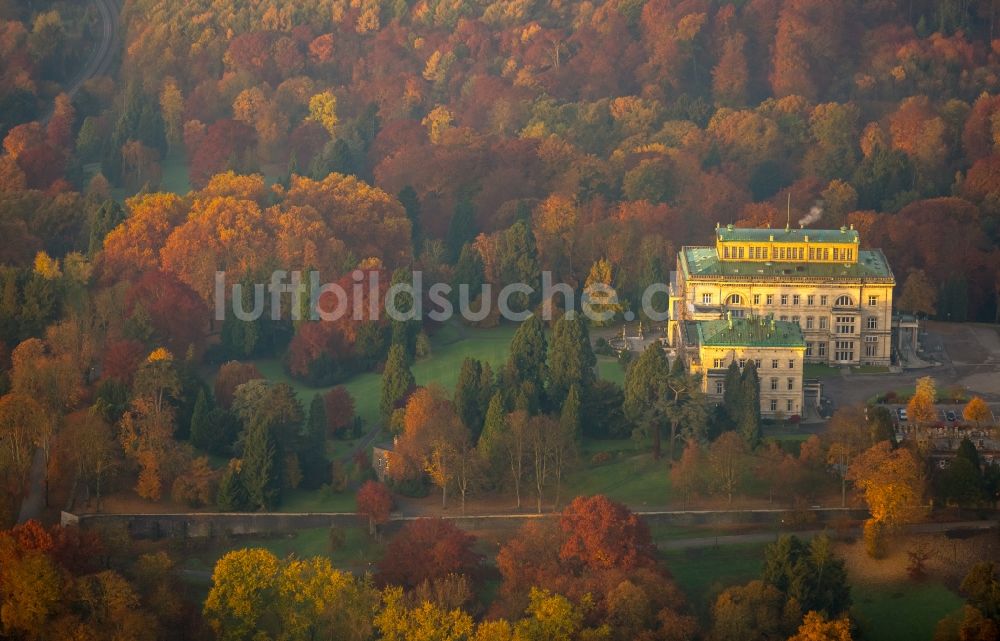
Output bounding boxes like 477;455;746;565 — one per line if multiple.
65;507;871;540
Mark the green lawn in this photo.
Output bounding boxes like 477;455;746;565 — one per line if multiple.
160;152;191;195
661;543;768;620
563;449;669;507
178;525;382;581
278;487;357;513
804;363;843;379
596;355;626;386
853;365;891;374
247;322;630;430
852;581;963;641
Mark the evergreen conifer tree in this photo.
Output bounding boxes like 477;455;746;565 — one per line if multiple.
380;344;414;423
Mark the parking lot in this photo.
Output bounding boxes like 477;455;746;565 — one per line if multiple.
820;322;1000;411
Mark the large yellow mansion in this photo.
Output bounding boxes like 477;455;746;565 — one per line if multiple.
670;224;896;368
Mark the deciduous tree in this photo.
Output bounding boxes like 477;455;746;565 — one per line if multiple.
357;480;393;536
707;431;751;505
376;518;479;589
964;396;991;428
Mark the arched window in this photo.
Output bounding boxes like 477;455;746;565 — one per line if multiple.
835;295;853;307
726;294;743;306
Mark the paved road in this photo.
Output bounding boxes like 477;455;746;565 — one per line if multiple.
68;0;120;96
657;519;998;550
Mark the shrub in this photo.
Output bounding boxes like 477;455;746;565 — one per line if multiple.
591;451;612;465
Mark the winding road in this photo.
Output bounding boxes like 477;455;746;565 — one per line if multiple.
40;0;120;124
69;0;121;96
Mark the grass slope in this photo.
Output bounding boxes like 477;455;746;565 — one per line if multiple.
852;581;963;641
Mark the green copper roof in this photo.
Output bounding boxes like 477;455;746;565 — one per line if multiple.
681;247;894;281
694;317;805;348
716;226;859;244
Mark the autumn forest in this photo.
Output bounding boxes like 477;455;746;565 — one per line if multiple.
2;0;1000;639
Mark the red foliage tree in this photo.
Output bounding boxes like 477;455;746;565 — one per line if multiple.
356;480;393;535
188;119;256;189
558;495;657;572
323;387;355;437
495;520;564;600
125;271;208;356
101;339;147;384
376;518;480;589
17;143;65;189
213;361;262;410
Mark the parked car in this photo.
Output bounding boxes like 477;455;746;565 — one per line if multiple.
946;410;957;422
897;408;908;422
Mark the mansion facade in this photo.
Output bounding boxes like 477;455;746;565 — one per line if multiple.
682;315;806;418
670;224;896;368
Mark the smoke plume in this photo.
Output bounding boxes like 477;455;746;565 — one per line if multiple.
798;204;823;227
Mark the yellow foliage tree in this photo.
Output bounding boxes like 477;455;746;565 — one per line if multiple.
374;586;474;641
907;376;937;426
964;396;991;428
307;90;338;136
33;251;61;280
147;347;173;363
583;258;622;325
848;440;924;558
422;105;454;144
788;611;853;641
159;78;184;151
203;549;280;641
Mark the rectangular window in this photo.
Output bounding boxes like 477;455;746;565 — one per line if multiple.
809;248;815;260
820;295;828;306
716;381;724;394
788;359;794;369
770;378;778;390
702;293;712;304
865;335;878;343
738;359;746;369
792;315;800;324
867;317;878;329
819;343;827;357
806;317;814;329
771;359;779;369
823;248;829;260
787;378;794;390
780;315;788;321
713;358;725;368
835;341;855;362
738;247;745;259
820;317;829;329
787;399;794;412
868;295;878;306
753;294;761;305
781;294;788;305
724;246;730;259
755;359;761;369
865;344;878;357
806;343;813;357
792;294;800;305
807;295;815;306
836;316;856;334
770;399;778;412
766;294;774;305
833;248;839;261
762;248;768;260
